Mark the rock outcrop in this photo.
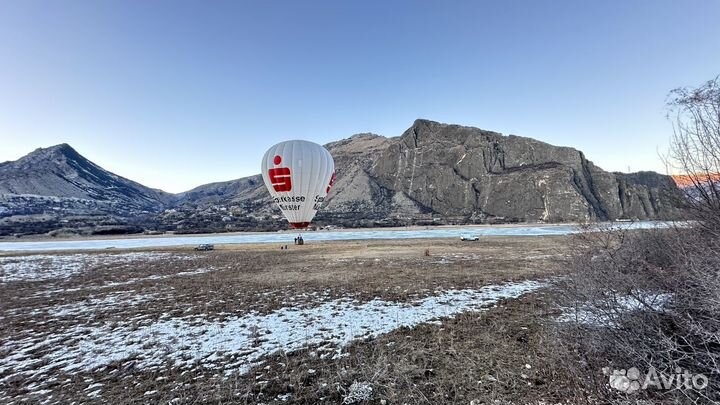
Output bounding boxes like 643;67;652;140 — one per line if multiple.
323;119;680;223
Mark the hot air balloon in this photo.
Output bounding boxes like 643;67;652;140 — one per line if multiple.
261;140;335;229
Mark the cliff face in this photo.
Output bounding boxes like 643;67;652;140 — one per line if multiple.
319;120;681;224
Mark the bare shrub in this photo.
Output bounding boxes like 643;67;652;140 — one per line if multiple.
557;223;720;403
556;76;720;403
667;76;720;233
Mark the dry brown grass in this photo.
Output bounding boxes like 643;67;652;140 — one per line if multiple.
221;291;591;405
1;236;574;404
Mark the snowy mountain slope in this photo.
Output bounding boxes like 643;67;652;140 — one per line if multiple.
0;144;172;212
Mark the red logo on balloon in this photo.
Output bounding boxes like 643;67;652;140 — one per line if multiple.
269;155;292;192
326;172;336;193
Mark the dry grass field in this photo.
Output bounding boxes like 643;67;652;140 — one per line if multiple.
0;236;590;404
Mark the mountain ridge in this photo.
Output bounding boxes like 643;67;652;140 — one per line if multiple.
0;119;684;235
0;143;172;210
172;119;682;226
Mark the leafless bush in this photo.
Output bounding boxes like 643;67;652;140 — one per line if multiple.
557;224;720;403
666;76;720;233
556;75;720;403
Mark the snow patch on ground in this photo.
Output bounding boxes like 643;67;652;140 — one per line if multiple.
0;252;198;282
31;267;217;298
557;293;670;326
1;280;547;388
15;291;160;318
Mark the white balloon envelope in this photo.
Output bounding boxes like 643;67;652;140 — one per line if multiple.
261;140;335;229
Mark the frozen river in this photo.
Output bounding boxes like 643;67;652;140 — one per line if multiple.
0;222;667;252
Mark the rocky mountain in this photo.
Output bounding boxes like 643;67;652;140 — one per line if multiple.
0;144;172;211
176;120;682;226
0;120;684;236
176;175;265;208
0;144;173;235
360;120;680;223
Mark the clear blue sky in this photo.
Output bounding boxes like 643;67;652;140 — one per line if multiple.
1;1;718;192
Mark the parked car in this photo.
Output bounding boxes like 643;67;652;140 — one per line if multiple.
194;244;215;251
460;235;479;241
